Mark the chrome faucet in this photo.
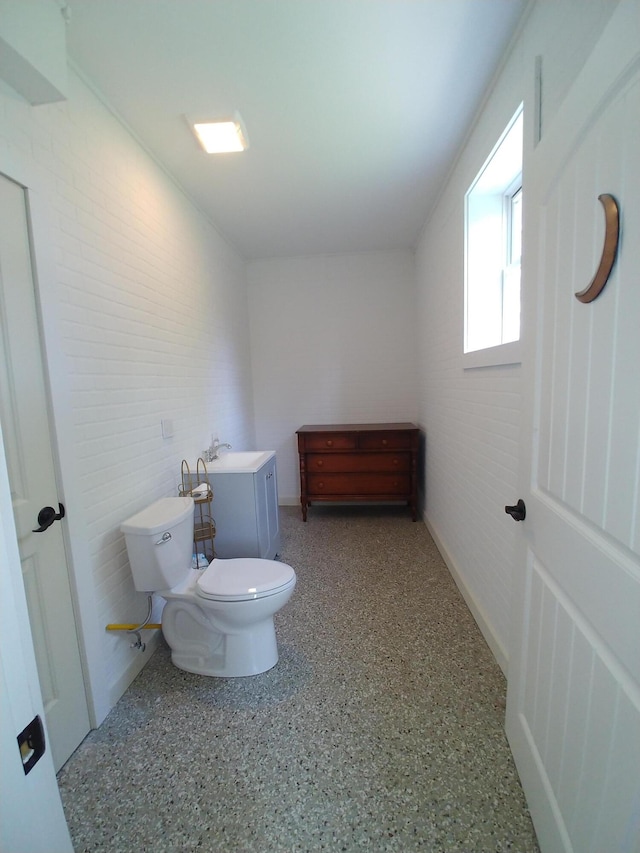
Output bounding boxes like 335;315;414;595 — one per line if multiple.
209;437;232;460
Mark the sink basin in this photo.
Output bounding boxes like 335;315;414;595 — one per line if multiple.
207;451;274;473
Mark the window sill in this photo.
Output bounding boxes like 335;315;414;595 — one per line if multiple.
463;340;521;369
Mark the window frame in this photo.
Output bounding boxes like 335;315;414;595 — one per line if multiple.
463;106;523;369
500;179;522;346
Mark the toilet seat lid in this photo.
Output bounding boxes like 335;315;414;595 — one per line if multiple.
196;558;295;601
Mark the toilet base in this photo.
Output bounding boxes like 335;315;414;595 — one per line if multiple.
164;609;279;677
159;570;295;678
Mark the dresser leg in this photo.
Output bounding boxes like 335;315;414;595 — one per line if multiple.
301;500;308;521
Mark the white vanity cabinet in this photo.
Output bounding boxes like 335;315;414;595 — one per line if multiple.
209;452;280;559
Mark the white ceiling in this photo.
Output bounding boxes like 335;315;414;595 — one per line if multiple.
65;0;527;260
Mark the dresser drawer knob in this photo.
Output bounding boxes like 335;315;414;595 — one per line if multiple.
318;482;324;489
381;439;388;446
326;440;333;447
316;460;324;467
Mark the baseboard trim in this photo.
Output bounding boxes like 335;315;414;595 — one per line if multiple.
279;496;300;506
424;514;509;677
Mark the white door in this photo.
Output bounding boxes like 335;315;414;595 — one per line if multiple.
0;173;90;770
506;5;640;853
0;424;73;853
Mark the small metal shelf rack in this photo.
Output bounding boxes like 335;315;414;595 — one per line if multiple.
179;458;215;563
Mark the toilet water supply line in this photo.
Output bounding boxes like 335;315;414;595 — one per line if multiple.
105;595;160;652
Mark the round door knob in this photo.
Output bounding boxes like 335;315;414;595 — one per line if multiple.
505;499;526;522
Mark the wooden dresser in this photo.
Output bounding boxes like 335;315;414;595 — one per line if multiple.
296;423;419;521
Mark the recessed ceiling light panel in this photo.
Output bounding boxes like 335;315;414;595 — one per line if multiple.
190;112;249;154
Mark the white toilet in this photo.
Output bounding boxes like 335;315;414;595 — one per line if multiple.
120;496;296;677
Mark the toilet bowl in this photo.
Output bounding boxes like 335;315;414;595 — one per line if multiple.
121;497;296;677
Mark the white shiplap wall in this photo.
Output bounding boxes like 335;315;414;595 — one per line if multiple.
415;197;520;671
0;69;255;721
247;250;419;505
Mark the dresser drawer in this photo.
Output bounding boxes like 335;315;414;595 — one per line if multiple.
308;452;411;473
304;432;357;451
308;473;411;496
358;431;413;450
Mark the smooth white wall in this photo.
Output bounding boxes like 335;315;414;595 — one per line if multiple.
247;251;418;504
0;68;255;722
415;0;620;673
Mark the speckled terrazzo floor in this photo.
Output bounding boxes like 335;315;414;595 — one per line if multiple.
58;505;539;853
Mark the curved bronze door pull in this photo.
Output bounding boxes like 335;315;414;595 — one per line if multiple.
575;193;619;304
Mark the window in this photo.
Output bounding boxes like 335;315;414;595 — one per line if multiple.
464;107;523;362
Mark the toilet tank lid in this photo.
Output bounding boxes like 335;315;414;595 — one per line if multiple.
120;497;194;536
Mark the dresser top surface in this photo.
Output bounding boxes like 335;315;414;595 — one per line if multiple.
297;422;418;433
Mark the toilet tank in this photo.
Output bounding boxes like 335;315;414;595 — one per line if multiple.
120;497;195;592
